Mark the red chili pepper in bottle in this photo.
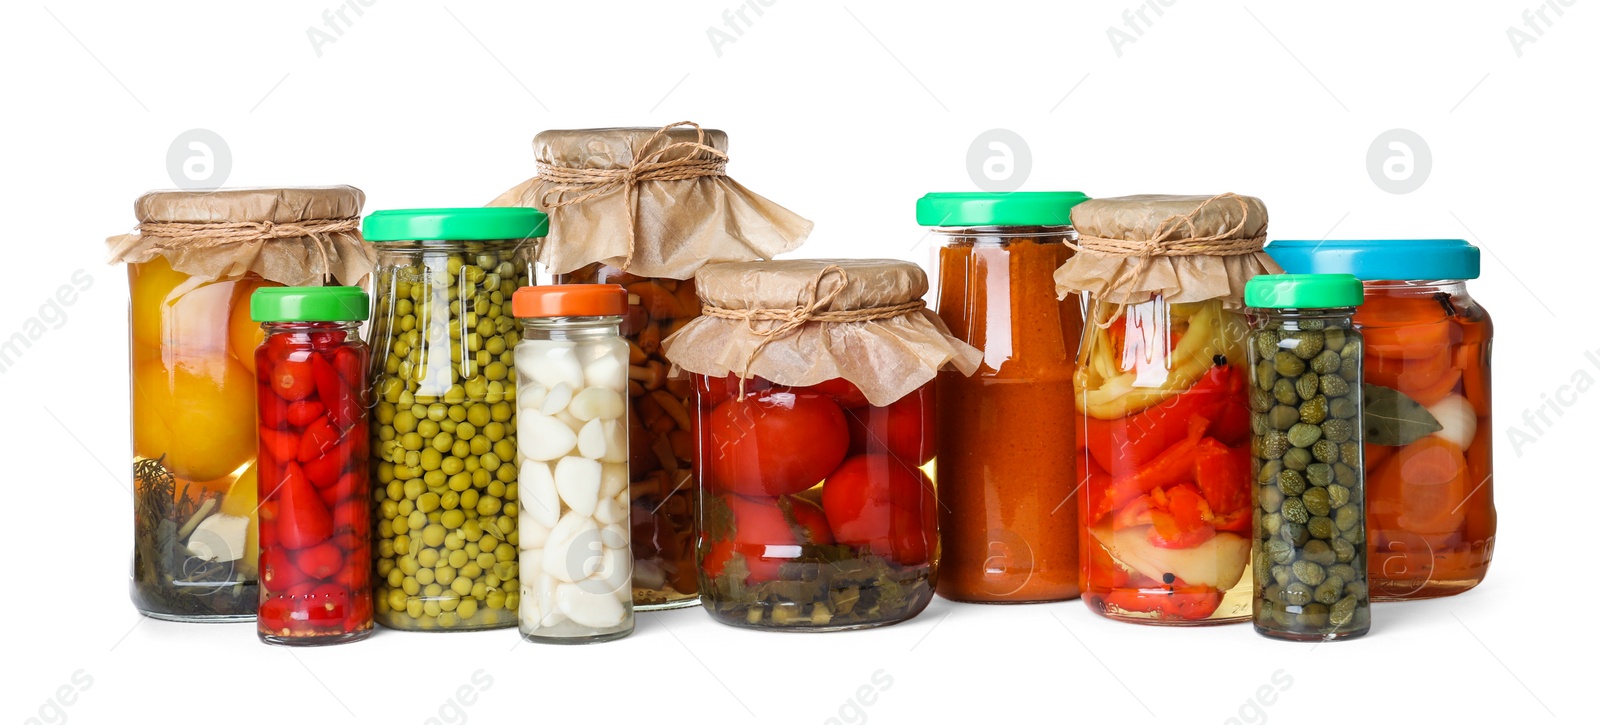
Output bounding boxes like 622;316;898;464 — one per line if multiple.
251;286;373;646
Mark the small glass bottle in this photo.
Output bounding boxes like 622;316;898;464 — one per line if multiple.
513;284;634;644
251;286;375;646
1245;274;1370;642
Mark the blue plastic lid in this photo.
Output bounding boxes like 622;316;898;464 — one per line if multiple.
1265;239;1480;281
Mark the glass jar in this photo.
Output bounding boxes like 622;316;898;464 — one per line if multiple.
114;186;370;621
362;208;545;631
1267;239;1493;600
252;287;375;645
513;285;635;644
917;192;1087;603
1063;193;1277;626
692;375;939;631
554;265;700;610
1245;274;1371;641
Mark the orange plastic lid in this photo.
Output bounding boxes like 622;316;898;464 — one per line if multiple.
512;284;629;318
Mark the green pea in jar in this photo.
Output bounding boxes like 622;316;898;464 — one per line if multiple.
361;208;546;631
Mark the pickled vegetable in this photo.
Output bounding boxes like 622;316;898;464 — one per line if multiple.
369;245;530;630
1078;298;1254;624
515;320;634;643
1358;285;1494;599
129;260;272;620
255;321;374;644
1249;317;1370;640
695;375;937;630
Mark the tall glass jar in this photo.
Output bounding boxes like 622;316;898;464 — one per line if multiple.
1245;274;1370;641
362;208;545;631
110;186;371;622
1060;194;1275;625
917;192;1087;603
1267;239;1493;600
252;287;375;646
513;285;635;644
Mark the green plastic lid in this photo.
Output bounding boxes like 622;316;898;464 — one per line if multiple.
915;191;1089;227
362;208;549;242
251;286;370;322
1245;274;1364;309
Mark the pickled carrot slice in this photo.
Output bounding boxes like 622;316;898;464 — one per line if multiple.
1454;342;1491;414
1367;344;1451;393
1398;367;1462;408
1372;436;1469;537
1355;294;1448;327
1462;422;1496;542
1363;321;1451;359
1365;442;1394;471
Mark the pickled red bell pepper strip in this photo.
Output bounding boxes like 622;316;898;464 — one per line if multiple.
1148;485;1214;549
1193;444;1250;519
1101;581;1223;619
1083;364;1240;472
1089;416;1212;522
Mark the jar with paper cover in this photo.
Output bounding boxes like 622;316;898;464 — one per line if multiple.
664;259;980;630
1055;193;1279;625
108;186;373;622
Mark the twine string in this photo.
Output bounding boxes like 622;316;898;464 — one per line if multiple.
535;120;728;269
699;265;926;399
138;217;359;283
1065;192;1264;327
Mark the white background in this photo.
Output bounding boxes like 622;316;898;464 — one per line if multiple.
2;1;1594;723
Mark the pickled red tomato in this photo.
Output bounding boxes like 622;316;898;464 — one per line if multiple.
822;454;938;566
705;390;849;497
844;385;935;466
798;378;870;409
703;494;833;582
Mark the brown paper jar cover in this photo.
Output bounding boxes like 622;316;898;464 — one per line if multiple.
488;125;813;279
106;186;374;286
663;259;981;407
1052;193;1280;310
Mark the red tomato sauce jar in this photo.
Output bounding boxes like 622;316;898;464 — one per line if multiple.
664;259;980;630
1267;239;1494;600
251;286;374;645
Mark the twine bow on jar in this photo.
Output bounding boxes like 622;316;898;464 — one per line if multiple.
699;265;927;399
535;120;729;269
1065;192;1266;327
